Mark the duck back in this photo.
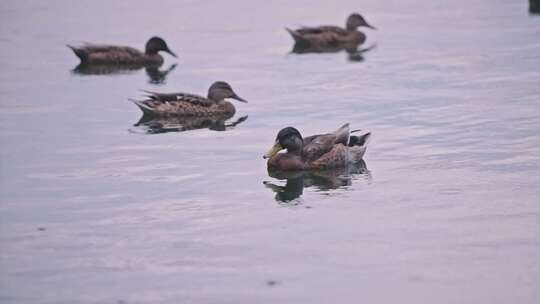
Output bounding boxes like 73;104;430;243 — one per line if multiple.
68;44;163;65
288;26;365;46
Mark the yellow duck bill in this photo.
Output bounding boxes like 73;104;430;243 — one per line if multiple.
263;142;283;159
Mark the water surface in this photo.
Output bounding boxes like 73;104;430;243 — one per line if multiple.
1;0;540;303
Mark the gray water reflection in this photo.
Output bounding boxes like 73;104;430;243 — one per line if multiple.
291;43;377;62
264;160;370;203
132;114;248;134
1;0;540;303
72;63;178;85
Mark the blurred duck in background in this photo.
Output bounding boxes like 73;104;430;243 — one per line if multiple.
67;36;177;66
286;13;376;48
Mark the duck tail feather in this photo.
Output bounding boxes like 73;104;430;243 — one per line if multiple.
349;132;371;148
129;98;155;115
285;27;305;44
139;89;160;100
334;123;350;145
348;132;371;163
67;44;87;62
140;89;157;94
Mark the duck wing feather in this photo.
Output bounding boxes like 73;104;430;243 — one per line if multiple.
297;26;349;36
68;44;144;63
302;124;350;161
130;91;217;116
79;44;142;56
140;90;214;107
309;144;349;170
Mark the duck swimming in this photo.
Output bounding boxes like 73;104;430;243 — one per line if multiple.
286;13;375;47
130;81;247;117
263;124;371;171
67;36;177;66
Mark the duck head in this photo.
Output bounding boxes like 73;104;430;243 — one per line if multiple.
264;127;303;159
145;36;177;57
207;81;247;103
346;13;376;30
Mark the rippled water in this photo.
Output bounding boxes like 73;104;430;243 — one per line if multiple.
1;0;540;303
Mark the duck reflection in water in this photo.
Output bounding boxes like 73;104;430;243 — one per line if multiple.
264;160;370;203
133;113;248;134
72;63;177;85
291;43;376;62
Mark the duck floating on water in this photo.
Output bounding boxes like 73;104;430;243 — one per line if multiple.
286;13;375;47
67;36;177;66
130;81;247;117
264;124;371;171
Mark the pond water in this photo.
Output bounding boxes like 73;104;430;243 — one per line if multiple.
1;0;540;303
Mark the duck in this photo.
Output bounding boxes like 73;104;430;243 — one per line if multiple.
286;13;375;47
67;36;177;66
130;81;247;117
263;124;371;171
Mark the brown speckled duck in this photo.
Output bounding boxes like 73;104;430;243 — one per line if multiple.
286;13;375;47
67;36;177;66
130;81;247;117
263;124;371;171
